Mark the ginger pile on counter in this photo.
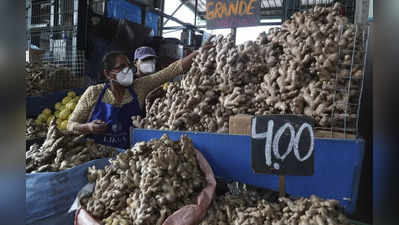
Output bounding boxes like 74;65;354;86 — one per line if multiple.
133;3;365;133
200;191;353;225
26;120;119;173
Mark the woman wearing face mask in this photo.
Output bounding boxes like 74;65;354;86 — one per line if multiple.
66;36;214;148
133;47;158;78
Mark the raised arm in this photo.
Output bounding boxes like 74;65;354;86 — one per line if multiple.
135;35;215;95
135;51;197;95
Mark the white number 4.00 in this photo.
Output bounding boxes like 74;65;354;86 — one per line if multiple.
251;118;314;170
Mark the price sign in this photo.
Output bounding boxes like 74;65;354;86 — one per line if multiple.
206;0;260;29
251;115;315;176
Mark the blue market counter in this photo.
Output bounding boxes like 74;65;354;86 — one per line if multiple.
132;128;365;214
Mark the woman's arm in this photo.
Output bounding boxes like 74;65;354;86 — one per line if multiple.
135;51;198;95
181;51;200;72
67;86;106;134
71;120;107;134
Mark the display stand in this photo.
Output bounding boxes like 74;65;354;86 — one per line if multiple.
131;128;365;214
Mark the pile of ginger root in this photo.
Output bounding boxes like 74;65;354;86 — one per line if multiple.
199;191;353;225
133;2;365;133
26;120;119;173
26;118;47;140
81;134;206;225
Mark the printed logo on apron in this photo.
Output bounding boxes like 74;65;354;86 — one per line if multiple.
103;134;128;145
111;122;123;133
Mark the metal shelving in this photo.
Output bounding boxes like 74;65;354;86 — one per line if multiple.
26;0;90;93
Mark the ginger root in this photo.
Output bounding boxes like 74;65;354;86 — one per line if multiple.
83;134;206;225
133;2;364;132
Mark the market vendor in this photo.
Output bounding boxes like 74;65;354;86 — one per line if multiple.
133;46;158;78
67;36;214;148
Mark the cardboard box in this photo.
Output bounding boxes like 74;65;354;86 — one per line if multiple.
229;114;252;135
229;114;356;139
28;48;45;63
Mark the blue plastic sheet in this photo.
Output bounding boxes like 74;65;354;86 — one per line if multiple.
145;12;160;35
26;212;75;225
132;128;365;214
25;158;110;224
107;0;142;24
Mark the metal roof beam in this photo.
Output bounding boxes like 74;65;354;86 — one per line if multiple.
163;0;188;25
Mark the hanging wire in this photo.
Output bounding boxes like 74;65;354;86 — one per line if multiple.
329;25;344;137
343;25;359;138
355;25;369;138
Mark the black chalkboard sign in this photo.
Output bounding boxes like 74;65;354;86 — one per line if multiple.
206;0;260;29
251;115;315;176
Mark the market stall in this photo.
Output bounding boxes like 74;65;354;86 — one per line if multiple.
25;0;372;224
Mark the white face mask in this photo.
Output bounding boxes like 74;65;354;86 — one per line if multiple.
139;60;156;74
114;67;133;87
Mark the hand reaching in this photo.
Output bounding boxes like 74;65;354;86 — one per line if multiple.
201;35;216;51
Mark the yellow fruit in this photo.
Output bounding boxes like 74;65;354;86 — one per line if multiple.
54;110;61;118
65;101;77;111
43;113;51;121
35;118;42;125
162;82;170;90
37;114;47;122
67;91;76;97
47;115;55;125
72;96;80;104
60;120;68;131
55;102;62;110
56;118;63;126
42;108;52;115
62;96;72;105
59;108;71;120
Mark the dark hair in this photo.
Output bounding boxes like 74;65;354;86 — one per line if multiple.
99;51;126;81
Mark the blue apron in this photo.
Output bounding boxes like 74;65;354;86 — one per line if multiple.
88;83;142;149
